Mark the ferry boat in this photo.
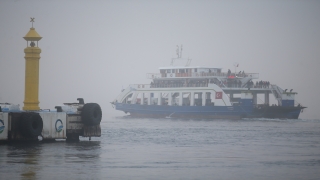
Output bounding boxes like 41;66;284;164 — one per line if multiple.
112;48;306;119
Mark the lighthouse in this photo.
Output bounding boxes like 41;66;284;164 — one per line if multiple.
23;18;42;110
0;18;102;142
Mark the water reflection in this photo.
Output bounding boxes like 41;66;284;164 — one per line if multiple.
65;141;101;163
6;142;42;179
1;141;101;179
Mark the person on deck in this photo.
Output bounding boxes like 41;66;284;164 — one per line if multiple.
227;69;231;77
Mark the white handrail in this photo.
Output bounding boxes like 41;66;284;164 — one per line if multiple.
146;72;259;79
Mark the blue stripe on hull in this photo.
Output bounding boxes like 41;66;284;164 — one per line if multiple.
250;109;301;119
115;103;303;119
115;103;252;119
248;106;303;119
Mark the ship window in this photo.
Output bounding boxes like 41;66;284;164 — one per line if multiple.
172;69;175;73
194;68;197;72
167;69;171;73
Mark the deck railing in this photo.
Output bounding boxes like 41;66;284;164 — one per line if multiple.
131;83;271;89
146;72;259;79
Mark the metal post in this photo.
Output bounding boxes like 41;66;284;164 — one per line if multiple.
202;92;206;106
265;92;269;105
190;92;195;106
253;93;257;105
158;92;162;105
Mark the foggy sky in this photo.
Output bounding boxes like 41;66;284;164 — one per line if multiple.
0;0;319;119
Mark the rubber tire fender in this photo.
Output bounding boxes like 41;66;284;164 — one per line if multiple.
81;103;102;126
20;112;43;138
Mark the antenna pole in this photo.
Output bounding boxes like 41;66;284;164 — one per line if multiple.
233;62;239;75
176;45;179;58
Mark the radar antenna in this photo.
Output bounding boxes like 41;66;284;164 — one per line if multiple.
175;45;183;58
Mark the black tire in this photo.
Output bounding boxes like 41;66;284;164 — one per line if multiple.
20;112;43;138
81;103;102;126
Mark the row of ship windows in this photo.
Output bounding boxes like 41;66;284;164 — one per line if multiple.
160;69;222;74
160;69;193;73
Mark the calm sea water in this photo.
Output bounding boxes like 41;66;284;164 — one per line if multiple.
0;115;320;180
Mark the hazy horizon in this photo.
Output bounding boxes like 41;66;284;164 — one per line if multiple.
0;0;319;119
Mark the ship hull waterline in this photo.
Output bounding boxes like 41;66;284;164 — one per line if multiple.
115;103;304;119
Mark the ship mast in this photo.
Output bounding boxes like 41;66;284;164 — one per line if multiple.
170;45;191;66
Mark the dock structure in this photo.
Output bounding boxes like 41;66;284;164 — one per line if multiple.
0;18;102;142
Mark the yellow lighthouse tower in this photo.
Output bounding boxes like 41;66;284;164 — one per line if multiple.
23;18;42;110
